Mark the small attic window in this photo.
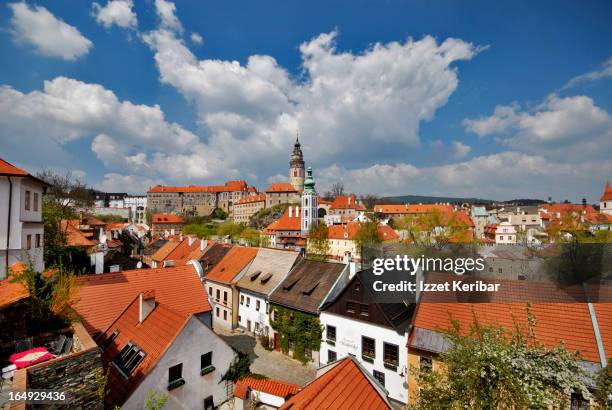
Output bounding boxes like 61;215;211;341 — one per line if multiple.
249;271;262;281
260;273;273;283
302;282;319;296
283;278;300;291
220;267;225;272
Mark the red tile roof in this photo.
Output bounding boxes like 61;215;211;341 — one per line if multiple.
330;195;365;211
375;203;454;215
235;376;299;399
60;220;96;247
150;239;180;262
165;237;212;265
152;214;184;224
327;222;399;241
0;263;29;308
266;206;302;232
411;302;601;363
100;294;190;408
541;203;597;216
317;196;333;206
148;180;248;193
0;158;28;176
594;301;612;361
600;181;612;201
266;182;298;193
234;381;248;400
237;193;266;204
583;212;612;225
72;265;211;335
205;247;258;284
280;357;392;410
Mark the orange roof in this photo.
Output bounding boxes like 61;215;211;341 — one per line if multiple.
60;220;96;247
330;195;365;211
150;239;180;262
261;220;279;235
205;247;258;284
165;237;212;264
100;294;190;408
601;181;612;201
247;186;258;193
375;203;454;215
0;262;30;307
148;180;248;193
237;193;266;204
317;196;333;206
541;203;597;216
583;212;612;225
327;222;399;241
72;265;211;335
152;214;184;224
268;206;302;231
411;302;601;363
0;158;28;176
280;357;392;410
594;301;612;361
266;182;297;193
236;376;299;399
234;381;248;399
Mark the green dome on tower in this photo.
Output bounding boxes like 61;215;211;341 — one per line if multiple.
304;166;316;194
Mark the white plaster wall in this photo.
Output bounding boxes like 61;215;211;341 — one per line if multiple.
319;312;408;404
124;316;237;410
237;290;270;336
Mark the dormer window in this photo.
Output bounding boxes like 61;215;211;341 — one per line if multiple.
114;342;146;377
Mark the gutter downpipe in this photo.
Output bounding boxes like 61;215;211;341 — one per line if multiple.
5;176;13;275
583;282;607;368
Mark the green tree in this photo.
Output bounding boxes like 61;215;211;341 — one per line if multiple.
217;221;245;239
307;223;329;261
239;227;261;246
354;221;382;256
410;306;590;409
211;207;229;220
144;390;168;410
184;224;215;238
595;358;612;408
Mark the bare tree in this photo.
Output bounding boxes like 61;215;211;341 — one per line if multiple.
360;194;379;210
331;181;345;198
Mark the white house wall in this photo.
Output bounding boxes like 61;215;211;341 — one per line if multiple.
319;312;408;404
123;316;236;410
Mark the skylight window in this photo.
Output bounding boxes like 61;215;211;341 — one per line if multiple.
114;341;146;376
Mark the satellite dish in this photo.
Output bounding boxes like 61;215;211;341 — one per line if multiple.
137;261;143;269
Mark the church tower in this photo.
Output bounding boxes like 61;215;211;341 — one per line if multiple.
290;135;305;192
601;180;612;215
301;167;318;234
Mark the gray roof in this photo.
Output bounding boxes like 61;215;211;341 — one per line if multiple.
270;259;347;314
235;248;301;297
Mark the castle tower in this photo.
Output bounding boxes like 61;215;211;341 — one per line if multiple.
290;135;305;192
601;180;612;215
301;167;318;234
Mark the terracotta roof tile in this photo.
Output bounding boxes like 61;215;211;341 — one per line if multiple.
0;158;28;176
237;193;266;204
0;263;29;308
327;222;399;241
330;195;366;211
600;181;612;202
150;239;180;262
265;182;297;193
280;357;391;410
237;376;299;398
205;247;258;284
164;237;211;264
100;295;190;408
541;203;597;216
148;180;248;193
72;265;210;335
60;220;96;247
152;214;184;224
375;203;454;215
266;206;301;232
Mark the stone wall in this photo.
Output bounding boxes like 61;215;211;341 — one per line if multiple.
24;323;103;409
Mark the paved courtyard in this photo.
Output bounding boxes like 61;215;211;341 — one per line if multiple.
216;328;316;386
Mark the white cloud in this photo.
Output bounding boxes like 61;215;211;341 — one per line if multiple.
142;1;482;184
191;32;203;45
95;173;161;194
8;2;92;60
92;0;137;29
463;94;612;161
451;140;471;158
562;57;612;90
317;152;612;201
154;0;183;33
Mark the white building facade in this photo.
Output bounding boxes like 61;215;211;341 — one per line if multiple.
301;167;318;234
495;221;517;244
1;160;48;278
319;312;409;404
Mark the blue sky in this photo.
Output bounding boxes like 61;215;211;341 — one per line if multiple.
0;0;611;201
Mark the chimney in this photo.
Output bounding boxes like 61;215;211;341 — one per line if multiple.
171;228;175;235
296;206;300;216
349;261;357;279
180;234;183;241
348;196;352;205
163;260;175;268
200;239;208;251
289;207;293;217
139;291;156;323
188;236;196;246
